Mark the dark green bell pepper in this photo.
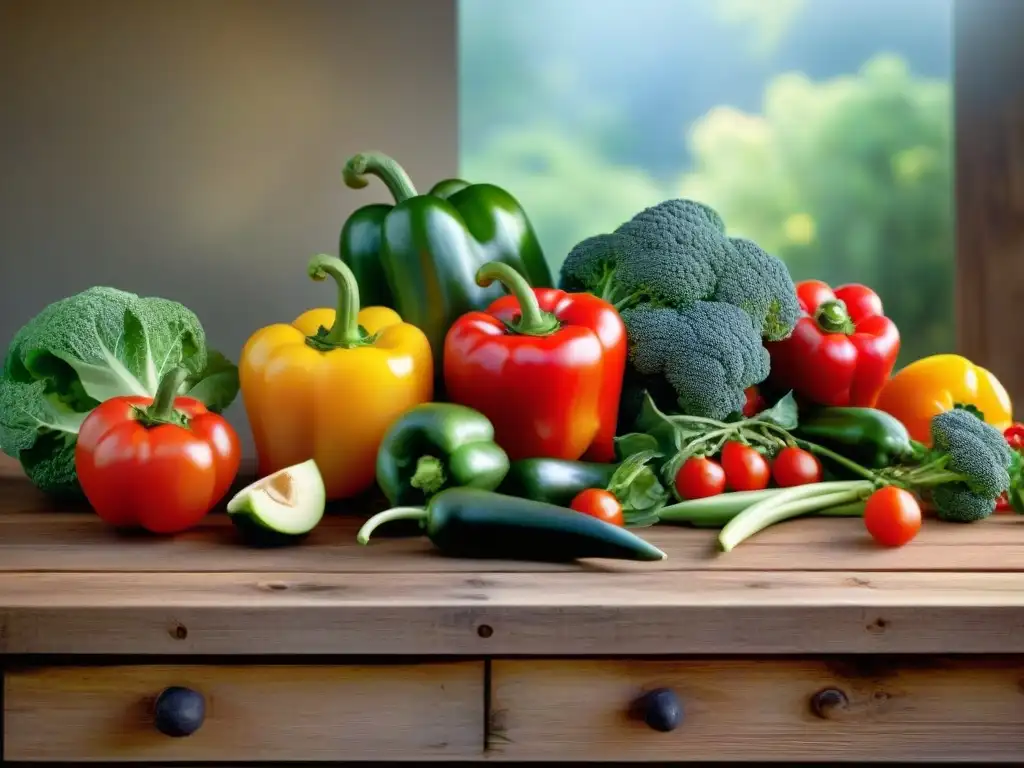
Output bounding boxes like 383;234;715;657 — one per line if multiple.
375;402;510;507
793;406;916;470
339;151;554;360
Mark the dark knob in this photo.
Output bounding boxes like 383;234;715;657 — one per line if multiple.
153;686;206;737
631;687;683;732
810;687;849;719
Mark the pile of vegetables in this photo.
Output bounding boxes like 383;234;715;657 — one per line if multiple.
1;148;1020;563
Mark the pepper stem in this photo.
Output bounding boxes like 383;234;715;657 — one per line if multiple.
135;367;189;428
342;151;419;203
409;455;447;496
305;254;366;350
814;299;855;335
476;261;560;336
356;507;428;544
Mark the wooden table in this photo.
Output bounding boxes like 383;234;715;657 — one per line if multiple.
2;461;1024;764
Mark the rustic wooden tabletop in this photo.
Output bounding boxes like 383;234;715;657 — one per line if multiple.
2;454;1023;659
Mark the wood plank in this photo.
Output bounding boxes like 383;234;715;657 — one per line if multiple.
489;657;1024;762
1;570;1022;655
2;505;1024;573
955;0;1024;406
4;662;484;762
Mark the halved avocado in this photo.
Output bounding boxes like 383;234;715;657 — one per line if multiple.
226;459;326;547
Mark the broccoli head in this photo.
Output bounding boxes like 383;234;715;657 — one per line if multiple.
919;408;1013;522
559;199;800;340
620;301;770;421
559;198;798;420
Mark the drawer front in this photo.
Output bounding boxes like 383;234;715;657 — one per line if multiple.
4;662;484;762
490;658;1024;762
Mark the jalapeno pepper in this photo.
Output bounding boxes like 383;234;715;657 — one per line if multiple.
356;487;666;562
792;406;917;470
498;458;621;507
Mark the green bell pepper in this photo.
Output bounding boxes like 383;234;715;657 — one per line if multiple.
375;403;510;507
339;151;554;360
793;406;917;470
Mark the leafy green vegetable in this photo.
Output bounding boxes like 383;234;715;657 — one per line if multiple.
0;286;239;495
606;449;668;527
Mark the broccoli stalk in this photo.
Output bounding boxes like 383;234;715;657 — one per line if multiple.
559;199;800;421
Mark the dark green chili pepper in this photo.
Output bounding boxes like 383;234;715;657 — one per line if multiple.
497;458;620;506
356;488;666;562
793;406;915;470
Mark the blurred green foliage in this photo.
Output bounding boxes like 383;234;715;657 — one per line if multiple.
459;0;953;366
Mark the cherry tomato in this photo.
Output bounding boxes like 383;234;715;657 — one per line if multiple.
863;486;921;547
771;446;823;487
570;488;624;526
675;456;727;500
742;386;767;418
719;441;771;492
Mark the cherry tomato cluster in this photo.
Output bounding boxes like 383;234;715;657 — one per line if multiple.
673;442;823;501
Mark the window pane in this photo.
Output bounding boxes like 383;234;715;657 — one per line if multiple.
458;0;954;366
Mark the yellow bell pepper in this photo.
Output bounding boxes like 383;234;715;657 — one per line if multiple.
239;254;433;500
875;353;1013;445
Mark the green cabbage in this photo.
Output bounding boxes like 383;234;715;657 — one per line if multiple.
0;286;240;495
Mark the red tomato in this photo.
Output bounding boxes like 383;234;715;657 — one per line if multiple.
719;441;770;492
75;370;241;534
675;457;727;500
742;386;767;418
771;446;823;487
863;486;921;547
569;488;624;526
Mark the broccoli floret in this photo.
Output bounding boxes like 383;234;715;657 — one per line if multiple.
558;198;799;420
911;408;1014;523
620;302;770;420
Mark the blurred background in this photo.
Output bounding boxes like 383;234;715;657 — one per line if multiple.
458;0;954;367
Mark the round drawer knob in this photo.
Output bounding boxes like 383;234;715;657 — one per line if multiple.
631;687;683;732
153;686;206;737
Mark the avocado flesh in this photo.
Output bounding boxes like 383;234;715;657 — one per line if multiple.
226;459;326;543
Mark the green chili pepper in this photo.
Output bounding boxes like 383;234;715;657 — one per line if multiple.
356;488;667;562
498;458;620;506
793;406;916;470
339;151;554;363
376;403;510;507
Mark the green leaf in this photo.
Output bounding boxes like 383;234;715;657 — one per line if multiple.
953;402;986;421
614;432;661;461
754;390;799;430
182;349;240;413
633;393;683;457
606;448;670;524
1007;450;1024;515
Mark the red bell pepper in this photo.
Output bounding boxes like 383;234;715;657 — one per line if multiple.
765;280;900;408
75;366;241;533
443;261;626;462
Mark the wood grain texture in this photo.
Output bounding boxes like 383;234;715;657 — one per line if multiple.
955;0;1024;404
1;570;1023;655
4;662;484;762
4;488;1024;574
489;658;1024;762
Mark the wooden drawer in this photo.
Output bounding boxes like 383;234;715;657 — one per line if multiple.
4;662;484;762
489;658;1024;762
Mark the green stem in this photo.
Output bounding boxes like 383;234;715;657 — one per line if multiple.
796;438;880;483
136;367;189;427
341;151;418;203
476;261;560;336
409;456;447;496
356;507;428;545
718;483;872;552
814;299;855;335
306;254;365;349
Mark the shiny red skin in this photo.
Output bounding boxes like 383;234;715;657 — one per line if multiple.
75;396;241;534
444;287;626;462
766;280;900;408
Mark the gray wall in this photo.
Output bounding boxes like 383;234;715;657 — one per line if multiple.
0;0;458;456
